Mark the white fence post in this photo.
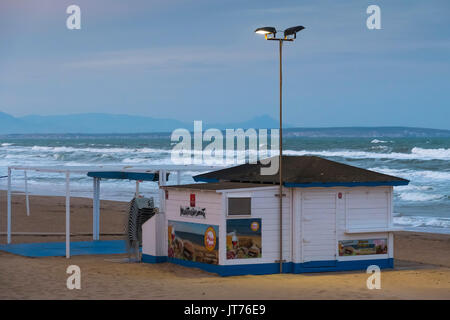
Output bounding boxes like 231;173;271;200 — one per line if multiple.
24;170;30;216
65;171;71;258
93;177;98;240
96;178;100;240
7;168;11;244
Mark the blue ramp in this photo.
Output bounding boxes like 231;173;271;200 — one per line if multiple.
0;240;127;257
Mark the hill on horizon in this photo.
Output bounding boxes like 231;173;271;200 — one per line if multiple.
0;111;449;137
0;111;288;134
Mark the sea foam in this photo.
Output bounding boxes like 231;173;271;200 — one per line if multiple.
394;215;450;229
398;192;444;202
371;139;388;144
284;147;450;160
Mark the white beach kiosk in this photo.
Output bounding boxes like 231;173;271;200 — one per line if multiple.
142;156;409;276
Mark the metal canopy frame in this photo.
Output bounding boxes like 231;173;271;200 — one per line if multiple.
4;164;222;258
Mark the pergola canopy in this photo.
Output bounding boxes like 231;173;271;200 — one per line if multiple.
4;164;224;258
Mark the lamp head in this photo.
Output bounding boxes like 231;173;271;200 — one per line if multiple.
254;26;277;39
283;25;305;39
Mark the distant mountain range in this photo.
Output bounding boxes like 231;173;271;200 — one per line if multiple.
0;112;286;134
0;111;449;137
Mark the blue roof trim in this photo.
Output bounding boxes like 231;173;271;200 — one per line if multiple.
284;180;409;188
126;172;157;181
193;177;219;183
87;171;157;181
194;177;409;188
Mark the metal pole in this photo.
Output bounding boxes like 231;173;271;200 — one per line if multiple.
93;178;97;240
24;171;30;216
176;170;181;185
65;171;70;259
94;177;100;241
7;168;11;244
159;170;166;213
97;178;100;240
279;39;283;273
162;170;166;212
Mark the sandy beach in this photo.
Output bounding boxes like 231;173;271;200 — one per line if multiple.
0;191;449;300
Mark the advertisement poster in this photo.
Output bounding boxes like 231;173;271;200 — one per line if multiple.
339;239;388;256
226;219;262;260
168;220;219;264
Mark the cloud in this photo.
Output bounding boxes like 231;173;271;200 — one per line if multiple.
63;46;272;70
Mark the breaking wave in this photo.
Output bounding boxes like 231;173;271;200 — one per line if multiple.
29;146;171;154
371;139;389;144
284;147;450;160
368;167;450;182
398;192;444;202
394;215;450;229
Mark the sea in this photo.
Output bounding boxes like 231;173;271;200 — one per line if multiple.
0;135;449;234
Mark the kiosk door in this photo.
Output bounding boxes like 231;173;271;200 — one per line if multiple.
301;192;337;267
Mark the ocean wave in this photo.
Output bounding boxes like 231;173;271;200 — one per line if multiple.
397;192;444;202
122;157;152;164
29;146;171;154
395;185;433;192
394;215;450;229
3;143;449;161
121;157;193;165
63;162;101;167
371;145;389;150
371;139;389;144
283;147;450;160
369;167;450;182
411;147;450;159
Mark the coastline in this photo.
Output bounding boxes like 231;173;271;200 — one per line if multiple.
0;192;449;299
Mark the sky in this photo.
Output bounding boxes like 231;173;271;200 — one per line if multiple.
0;0;449;129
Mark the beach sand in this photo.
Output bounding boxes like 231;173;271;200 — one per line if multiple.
0;192;449;300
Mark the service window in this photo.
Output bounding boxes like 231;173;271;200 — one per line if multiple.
227;197;251;216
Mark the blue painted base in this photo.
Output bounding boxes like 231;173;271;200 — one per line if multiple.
293;258;394;273
0;240;128;257
141;254;394;276
142;254;167;263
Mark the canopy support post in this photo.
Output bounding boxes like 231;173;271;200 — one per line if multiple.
93;178;97;240
95;178;100;240
92;177;100;241
176;170;181;185
7;168;11;244
65;171;71;258
159;170;166;213
24;170;30;216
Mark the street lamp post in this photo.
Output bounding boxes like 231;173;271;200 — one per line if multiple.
255;25;305;273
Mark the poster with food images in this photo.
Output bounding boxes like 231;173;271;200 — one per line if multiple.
168;220;219;264
338;239;388;256
226;218;262;260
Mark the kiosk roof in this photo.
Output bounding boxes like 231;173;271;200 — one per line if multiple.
193;156;409;188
